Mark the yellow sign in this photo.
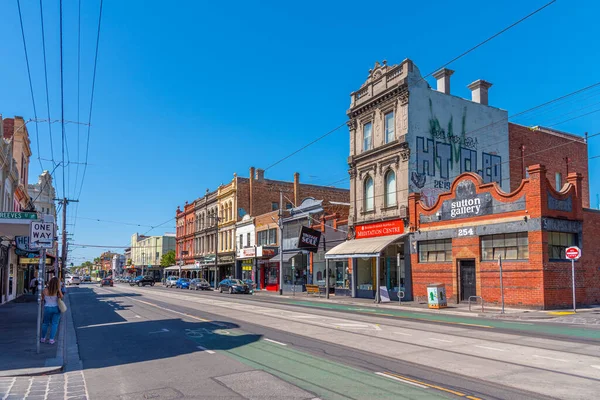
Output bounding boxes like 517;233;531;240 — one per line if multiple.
242;265;252;271
19;257;52;265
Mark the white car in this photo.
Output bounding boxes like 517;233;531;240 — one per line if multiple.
66;275;81;285
165;276;179;288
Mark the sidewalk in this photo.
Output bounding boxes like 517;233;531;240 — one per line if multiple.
0;294;67;377
251;289;600;324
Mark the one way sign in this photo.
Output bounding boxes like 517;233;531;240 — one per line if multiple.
30;220;54;249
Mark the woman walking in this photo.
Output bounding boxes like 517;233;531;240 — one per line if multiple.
40;277;63;344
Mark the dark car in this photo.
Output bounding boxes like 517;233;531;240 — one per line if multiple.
100;277;113;287
130;276;155;287
189;278;211;291
218;279;250;294
242;279;255;293
175;278;190;289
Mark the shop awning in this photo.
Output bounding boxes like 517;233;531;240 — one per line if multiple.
164;265;180;271
270;252;300;263
181;264;200;270
325;233;408;260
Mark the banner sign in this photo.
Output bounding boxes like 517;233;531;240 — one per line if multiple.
15;236;40;254
355;219;404;239
297;226;321;253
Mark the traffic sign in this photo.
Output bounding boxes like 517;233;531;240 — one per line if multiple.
565;246;581;260
29;220;54;249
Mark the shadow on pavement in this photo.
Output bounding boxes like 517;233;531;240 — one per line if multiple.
69;286;262;371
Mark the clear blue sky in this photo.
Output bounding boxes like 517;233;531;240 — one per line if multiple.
0;0;598;264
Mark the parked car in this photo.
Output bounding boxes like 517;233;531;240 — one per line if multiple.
100;277;113;287
66;275;81;286
242;279;255;293
130;276;155;287
218;279;250;294
175;278;190;289
189;278;211;291
165;276;179;288
83;276;91;282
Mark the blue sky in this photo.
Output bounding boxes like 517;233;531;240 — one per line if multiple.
0;0;598;264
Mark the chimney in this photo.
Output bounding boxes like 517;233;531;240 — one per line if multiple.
432;68;454;95
293;172;300;206
249;166;255;216
467;79;493;106
255;168;265;182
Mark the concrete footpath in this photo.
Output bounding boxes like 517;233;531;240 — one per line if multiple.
251;289;600;325
0;290;78;377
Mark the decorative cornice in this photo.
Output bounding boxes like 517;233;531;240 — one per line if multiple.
399;142;410;161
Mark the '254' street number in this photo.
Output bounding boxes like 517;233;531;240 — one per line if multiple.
457;228;474;237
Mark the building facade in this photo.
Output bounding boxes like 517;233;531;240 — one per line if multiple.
408;165;599;309
130;232;176;280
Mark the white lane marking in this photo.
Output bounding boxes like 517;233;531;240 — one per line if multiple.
502;321;533;325
475;345;505;352
294;315;320;319
429;338;453;343
394;332;412;336
197;346;215;354
264;338;287;346
134;315;141;318
590;365;600;370
335;323;371;328
375;372;428;389
149;328;170;334
130;298;211;323
533;355;567;362
78;321;130;329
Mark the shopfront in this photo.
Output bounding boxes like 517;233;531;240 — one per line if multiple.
218;253;235;281
256;246;279;291
236;246;256;281
325;219;410;302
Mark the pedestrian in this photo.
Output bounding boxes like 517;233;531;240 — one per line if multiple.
29;275;38;295
40;277;64;345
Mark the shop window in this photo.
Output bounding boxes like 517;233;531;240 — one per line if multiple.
364;176;374;211
271;202;279;211
548;231;577;260
384;170;396;207
384;111;395;144
481;232;528;260
418;239;452;262
363;122;372;151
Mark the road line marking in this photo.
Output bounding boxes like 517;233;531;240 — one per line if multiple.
130;298;211;322
149;328;170;334
381;372;467;397
590;365;600;370
375;372;428;389
196;346;215;354
475;345;505;352
264;338;287;346
466;396;483;400
429;338;453;343
533;355;567;362
394;332;412;336
453;322;492;328
502;321;533;325
78;321;130;329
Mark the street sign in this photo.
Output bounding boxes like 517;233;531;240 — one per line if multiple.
565;246;581;260
0;211;37;220
29;220;54;249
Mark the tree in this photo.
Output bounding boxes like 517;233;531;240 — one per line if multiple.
160;250;176;267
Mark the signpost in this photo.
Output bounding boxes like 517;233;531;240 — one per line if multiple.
29;220;54;249
498;255;505;314
565;246;581;312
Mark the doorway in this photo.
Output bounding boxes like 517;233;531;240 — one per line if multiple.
458;259;476;302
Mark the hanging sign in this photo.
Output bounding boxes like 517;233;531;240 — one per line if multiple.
297;226;321;253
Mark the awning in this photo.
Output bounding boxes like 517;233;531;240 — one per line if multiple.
164;265;180;271
325;233;408;260
268;252;300;263
181;264;200;270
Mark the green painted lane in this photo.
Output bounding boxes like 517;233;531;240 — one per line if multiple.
268;299;600;340
186;327;454;400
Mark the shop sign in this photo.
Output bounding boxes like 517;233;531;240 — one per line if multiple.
457;227;475;237
257;246;277;258
219;255;234;264
15;236;40;254
242;260;253;271
355;219;404;239
297;226;321;253
242;247;256;258
440;180;492;220
20;257;52;265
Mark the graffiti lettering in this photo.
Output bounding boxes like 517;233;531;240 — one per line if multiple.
434;180;451;190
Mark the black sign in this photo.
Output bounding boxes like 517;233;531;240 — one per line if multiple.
297;226;321;253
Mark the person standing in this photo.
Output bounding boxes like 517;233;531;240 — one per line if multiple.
29;275;38;295
40;277;63;344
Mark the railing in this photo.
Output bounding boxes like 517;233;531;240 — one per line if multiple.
468;296;484;312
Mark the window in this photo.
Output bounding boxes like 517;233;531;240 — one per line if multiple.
548;231;577;260
239;234;243;249
481;232;528;260
418;239;452;262
271;202;279;211
286;203;293;209
384;170;396;207
247;232;251;246
364;176;374;211
555;172;562;190
363;122;372;151
258;229;277;245
384;111;394;143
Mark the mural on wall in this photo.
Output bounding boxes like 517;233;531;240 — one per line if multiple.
411;99;503;206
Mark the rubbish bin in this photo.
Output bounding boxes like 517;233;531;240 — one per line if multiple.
427;283;447;309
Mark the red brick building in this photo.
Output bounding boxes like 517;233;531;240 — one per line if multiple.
408;165;600;309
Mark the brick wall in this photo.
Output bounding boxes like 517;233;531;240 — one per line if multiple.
508;123;589;207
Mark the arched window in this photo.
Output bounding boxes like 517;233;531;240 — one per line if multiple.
385;170;396;207
228;201;233;221
364;176;374;211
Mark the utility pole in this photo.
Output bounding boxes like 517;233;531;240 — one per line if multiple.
56;198;78;281
278;190;284;295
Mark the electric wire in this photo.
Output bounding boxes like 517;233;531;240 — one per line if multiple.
59;0;66;200
38;0;56;168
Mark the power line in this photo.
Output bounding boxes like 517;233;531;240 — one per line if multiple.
38;0;55;167
74;0;82;203
76;0;104;201
16;0;44;172
59;0;66;199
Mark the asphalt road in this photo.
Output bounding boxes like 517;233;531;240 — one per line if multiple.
69;284;600;400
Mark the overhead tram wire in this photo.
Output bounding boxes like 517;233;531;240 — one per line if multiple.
75;0;104;201
16;0;44;172
39;0;55;167
74;0;82;203
59;0;66;199
262;1;556;173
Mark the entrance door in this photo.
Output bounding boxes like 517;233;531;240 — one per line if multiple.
459;260;476;302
